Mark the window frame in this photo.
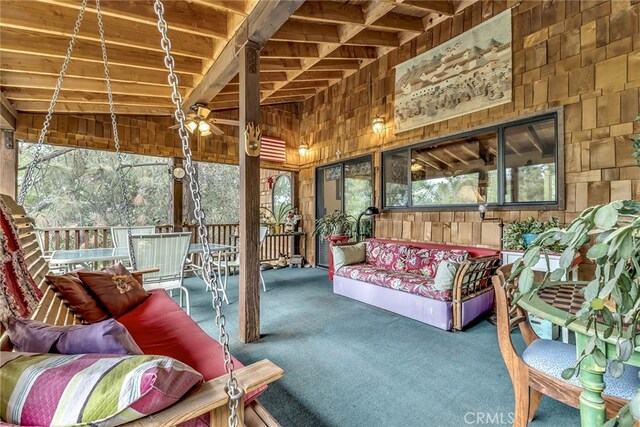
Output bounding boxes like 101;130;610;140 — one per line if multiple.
272;173;292;213
381;108;565;212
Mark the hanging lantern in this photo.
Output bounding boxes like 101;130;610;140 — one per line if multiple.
371;116;385;135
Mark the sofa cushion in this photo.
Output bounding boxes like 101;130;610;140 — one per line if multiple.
433;260;463;291
405;248;468;278
77;269;149;318
117;290;265;403
7;317;142;355
332;243;366;272
376;243;410;271
522;339;639;400
336;265;452;301
45;272;110;323
365;239;385;266
0;351;202;426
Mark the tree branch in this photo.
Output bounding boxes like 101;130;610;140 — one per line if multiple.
18;148;76;170
116;162;169;171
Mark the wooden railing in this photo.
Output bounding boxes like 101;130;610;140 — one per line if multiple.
37;224;298;261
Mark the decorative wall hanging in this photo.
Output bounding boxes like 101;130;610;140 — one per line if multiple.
394;9;512;134
244;122;261;157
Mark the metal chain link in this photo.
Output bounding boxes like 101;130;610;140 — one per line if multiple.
95;0;137;270
152;2;242;425
18;0;89;205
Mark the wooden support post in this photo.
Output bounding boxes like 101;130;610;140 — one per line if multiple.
239;42;261;343
209;399;245;427
0;131;17;198
171;157;183;232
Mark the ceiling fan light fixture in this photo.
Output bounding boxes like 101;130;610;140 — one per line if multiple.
198;120;211;133
185;120;198;133
200;129;212;137
371;115;385;135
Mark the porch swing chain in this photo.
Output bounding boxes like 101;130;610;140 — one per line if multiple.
152;2;242;426
17;0;89;205
95;0;137;270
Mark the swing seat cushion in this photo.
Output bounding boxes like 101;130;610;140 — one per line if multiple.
117;290;265;403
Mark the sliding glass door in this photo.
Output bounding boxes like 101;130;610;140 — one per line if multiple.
315;155;373;268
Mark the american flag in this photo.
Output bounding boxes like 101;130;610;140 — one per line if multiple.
261;136;286;163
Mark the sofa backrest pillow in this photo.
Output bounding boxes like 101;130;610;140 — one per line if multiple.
376;243;410;271
433;260;463;291
406;248;468;278
332;243;366;272
7;317;143;355
0;352;203;426
45;272;110;324
77;270;149;318
365;239;385;266
102;262;144;287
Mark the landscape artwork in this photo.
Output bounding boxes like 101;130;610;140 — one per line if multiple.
394;9;512;133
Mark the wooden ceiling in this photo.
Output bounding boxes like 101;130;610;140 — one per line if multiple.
0;0;476;116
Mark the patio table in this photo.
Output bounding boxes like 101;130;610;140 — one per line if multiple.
518;282;640;427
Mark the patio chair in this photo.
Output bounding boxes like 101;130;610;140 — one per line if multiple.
223;226;268;295
492;265;637;426
129;232;192;315
111;225;156;248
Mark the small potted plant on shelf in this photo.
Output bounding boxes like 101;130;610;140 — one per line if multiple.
312;211;355;243
508;200;640;425
261;204;292;234
503;216;564;251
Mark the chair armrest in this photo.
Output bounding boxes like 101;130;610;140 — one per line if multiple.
132;267;160;275
453;254;501;302
122;359;284;427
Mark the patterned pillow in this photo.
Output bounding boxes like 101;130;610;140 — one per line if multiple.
376;243;410;271
365;240;385;265
405;248;438;277
0;352;203;426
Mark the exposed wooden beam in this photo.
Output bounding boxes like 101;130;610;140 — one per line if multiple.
526;125;545;153
9;101;174;115
271;20;340;43
0;1;214;59
3;88;174;107
1;71;187;97
292;2;365;25
369;12;425;32
37;0;230;39
325;46;378;60
294;70;344;81
260;58;303;71
282;80;330;90
0;51;195;87
188;0;248;16
1;94;17;130
308;59;362;71
344;30;399;48
261;42;319;59
402;0;454;15
182;0;304;107
0;28;204;74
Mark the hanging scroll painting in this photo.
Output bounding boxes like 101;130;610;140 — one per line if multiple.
394;9;512;134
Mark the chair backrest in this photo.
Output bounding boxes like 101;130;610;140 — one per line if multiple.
111;226;156;248
129;232;191;283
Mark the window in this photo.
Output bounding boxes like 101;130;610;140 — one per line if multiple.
382;112;562;210
272;174;292;214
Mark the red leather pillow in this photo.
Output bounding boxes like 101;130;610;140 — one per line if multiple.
77;270;149;318
46;273;110;324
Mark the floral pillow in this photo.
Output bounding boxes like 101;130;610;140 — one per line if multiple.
365;240;385;266
376;243;410;271
405;248;439;277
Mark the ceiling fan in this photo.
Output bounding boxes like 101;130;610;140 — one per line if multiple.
170;103;239;136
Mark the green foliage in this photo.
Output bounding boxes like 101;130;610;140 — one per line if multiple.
503;216;563;252
260;203;292;226
508;200;640;421
632;115;640;166
312;211;355;239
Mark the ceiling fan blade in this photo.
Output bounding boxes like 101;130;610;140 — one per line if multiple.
210;124;225;136
212;118;240;127
168;123;180;129
197;106;212;119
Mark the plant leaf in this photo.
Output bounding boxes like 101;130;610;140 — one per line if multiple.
587;243;608;260
518;267;534;294
593;348;607;368
560;248;575;269
523;246;541;267
594;204;618;229
549;268;565;281
609;360;625;378
561;367;576;380
618;340;634;362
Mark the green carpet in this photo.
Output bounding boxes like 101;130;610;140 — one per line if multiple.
183;268;579;426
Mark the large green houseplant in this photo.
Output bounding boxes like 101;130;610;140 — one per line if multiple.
508;200;640;425
260;203;292;234
312;211;354;240
503;216;563;251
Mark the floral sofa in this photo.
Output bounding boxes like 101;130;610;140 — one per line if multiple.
332;238;501;331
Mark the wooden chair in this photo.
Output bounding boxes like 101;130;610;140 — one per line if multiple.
493;265;637;426
130;232;192;315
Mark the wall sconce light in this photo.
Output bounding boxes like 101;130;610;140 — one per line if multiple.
371;116;385;135
478;203;504;250
298;143;309;156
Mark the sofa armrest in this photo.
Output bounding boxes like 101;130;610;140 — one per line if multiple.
453;254;501;302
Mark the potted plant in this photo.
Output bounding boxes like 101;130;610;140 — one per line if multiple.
503;216;564;251
312;211;355;242
508;200;640;424
261;203;291;234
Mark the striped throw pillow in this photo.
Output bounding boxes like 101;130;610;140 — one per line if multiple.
0;352;203;426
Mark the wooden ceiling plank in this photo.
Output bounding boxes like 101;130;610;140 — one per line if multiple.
183;0;304;107
261;41;320;59
271;20;340;44
369;12;425;32
402;1;454;15
1;71;186;97
10;101;175;115
0;28;203;75
294;71;344;81
0;51;194;87
260;59;303;71
0;1;214;59
37;0;229;39
282;80;329;90
305;59;361;71
188;0;248;16
344;30;399;48
292;2;365;25
324;46;378;60
4;88;175;107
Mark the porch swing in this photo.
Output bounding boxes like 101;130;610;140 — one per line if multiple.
9;0;283;426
